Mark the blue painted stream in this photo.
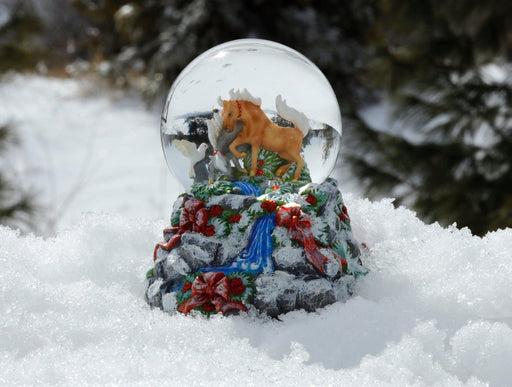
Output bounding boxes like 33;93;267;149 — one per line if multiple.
233;181;262;196
200;213;276;275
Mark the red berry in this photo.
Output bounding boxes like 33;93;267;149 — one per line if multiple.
306;194;317;205
261;200;277;213
202;302;215;312
256;169;264;176
182;282;192;292
228;214;242;223
257;159;264;167
203;225;215;236
229;277;246;296
209;205;223;217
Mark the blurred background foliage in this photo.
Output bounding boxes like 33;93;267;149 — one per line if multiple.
1;0;511;235
0;124;34;230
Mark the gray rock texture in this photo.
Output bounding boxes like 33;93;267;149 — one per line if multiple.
146;178;367;317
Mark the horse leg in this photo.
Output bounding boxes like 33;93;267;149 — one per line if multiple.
250;144;260;177
275;149;294;177
229;136;248;159
275;161;293;177
276;150;304;181
293;154;304;181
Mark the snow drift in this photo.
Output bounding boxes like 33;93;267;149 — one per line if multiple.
1;198;511;385
1;75;511;385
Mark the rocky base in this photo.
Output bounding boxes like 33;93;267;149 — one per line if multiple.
146;178;367;317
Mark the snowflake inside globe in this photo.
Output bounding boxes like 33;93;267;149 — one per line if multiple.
160;39;342;189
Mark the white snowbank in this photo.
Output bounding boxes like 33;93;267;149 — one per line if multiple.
1;75;511;385
1;198;511;385
0;74;180;235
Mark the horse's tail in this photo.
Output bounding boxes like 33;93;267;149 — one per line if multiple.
275;95;309;137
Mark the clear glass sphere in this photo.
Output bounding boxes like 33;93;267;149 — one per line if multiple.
161;39;342;189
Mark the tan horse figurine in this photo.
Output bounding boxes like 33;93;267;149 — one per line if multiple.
220;89;309;181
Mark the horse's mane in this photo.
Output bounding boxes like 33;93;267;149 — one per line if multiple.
228;88;262;106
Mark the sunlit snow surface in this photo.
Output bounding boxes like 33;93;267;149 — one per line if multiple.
1;76;512;386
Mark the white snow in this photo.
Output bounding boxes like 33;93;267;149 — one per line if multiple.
0;74;180;235
1;75;512;386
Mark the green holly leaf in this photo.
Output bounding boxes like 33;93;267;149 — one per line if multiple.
281;159;312;183
191;181;237;201
176;273;200;305
170;208;181;227
209;216;229;237
311;216;330;247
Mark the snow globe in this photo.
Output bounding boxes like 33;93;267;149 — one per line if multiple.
145;39;367;317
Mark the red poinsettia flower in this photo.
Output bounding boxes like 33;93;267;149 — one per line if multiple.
209;205;223;217
256;168;264;176
178;272;247;315
257;159;265;167
179;198;210;233
228;214;242;223
154;198;215;260
306;193;317;205
261;200;277;213
276;203;347;274
229;277;246;296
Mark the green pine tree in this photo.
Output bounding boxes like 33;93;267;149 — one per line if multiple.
0;1;44;73
0;124;34;230
344;0;512;235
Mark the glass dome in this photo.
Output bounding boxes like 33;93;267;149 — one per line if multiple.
161;39;342;189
